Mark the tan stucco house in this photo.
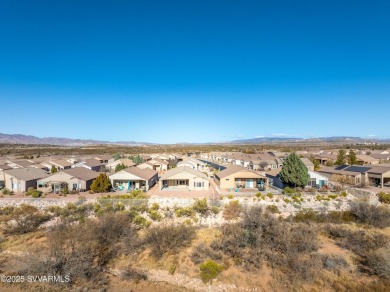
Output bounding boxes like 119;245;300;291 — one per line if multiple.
215;165;268;190
38;167;99;193
109;167;158;191
159;167;209;190
106;158;136;172
3;168;49;192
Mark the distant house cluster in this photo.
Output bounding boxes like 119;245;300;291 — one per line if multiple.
1;147;389;195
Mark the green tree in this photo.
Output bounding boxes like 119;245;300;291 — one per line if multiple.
114;163;126;172
50;165;58;174
279;153;310;188
309;155;321;171
113;153;121;161
335;150;347;165
348;149;357;165
90;173;111;193
130;155;144;164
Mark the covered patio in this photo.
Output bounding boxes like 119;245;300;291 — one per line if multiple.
233;177;267;190
161;179;189;190
111;179;147;191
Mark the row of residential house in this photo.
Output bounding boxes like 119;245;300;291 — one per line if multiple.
199;149;390;189
0;153;184;193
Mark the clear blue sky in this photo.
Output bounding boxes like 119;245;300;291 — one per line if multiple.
0;1;389;143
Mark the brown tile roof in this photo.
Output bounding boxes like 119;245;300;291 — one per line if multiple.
4;168;49;181
63;167;99;181
317;167;359;176
216;165;265;179
160;167;208;180
124;167;158;180
300;157;314;167
357;155;379;162
50;159;73;167
84;159;104;168
366;166;390;175
151;158;169;165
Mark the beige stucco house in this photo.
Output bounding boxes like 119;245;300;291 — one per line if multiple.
38;167;99;193
177;158;208;171
109;167;158;191
137;158;168;172
215;165;268;190
3;168;49;192
106;158;136;172
159;167;209;190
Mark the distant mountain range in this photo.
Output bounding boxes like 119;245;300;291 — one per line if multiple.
228;136;390;144
0;133;389;146
0;133;154;146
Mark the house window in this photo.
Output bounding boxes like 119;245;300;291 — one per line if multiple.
73;183;78;190
178;180;187;185
308;179;316;187
194;182;203;187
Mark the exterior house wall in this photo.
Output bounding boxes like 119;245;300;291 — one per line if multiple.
217;170;266;189
109;171;158;191
38;172;90;192
160;171;209;190
4;173;28;192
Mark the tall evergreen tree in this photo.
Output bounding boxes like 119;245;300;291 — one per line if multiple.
335;150;347;165
348;149;357;165
279;153;310;188
114;163;126;172
50;165;58;174
90;173;111;193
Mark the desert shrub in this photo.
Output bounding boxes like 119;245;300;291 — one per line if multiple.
133;215;151;228
148;210;162;221
286;254;323;281
25;187;42;198
255;192;261;198
31;191;42;198
266;205;280;214
3;205;51;235
150;202;160;211
58;203;95;223
293;209;355;224
0;206;15;215
211;206;220;215
192;198;209;216
212;206;319;274
320;254;349;271
18;213;136;284
378;192;390;204
227;194;233;199
175;207;195;217
192;243;223;265
61;187;69;195
199;260;224;283
365;246;390;279
283;187;295;194
222;200;241;220
144;223;196;258
2;188;11;195
350;202;390;228
119;268;147;282
326;226;387;257
267;193;274;199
